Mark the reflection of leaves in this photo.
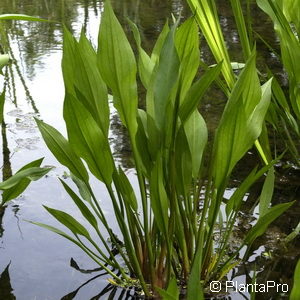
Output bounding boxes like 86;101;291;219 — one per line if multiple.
62;259;136;300
70;258;102;274
0;263;16;300
60;272;106;300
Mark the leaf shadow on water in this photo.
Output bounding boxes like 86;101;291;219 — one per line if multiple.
61;258;138;300
0;262;16;300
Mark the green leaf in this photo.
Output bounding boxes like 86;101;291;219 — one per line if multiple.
179;63;222;124
156;277;179;300
226;162;274;216
43;205;91;238
97;0;138;134
135;109;152;176
36;118;89;183
0;14;48;22
290;259;300;300
0;54;10;75
60;179;98;229
175;17;200;102
187;246;204;300
70;174;92;204
63;94;114;184
113;167;138;211
128;19;154;89
259;166;274;218
61;26;77;94
149;156;169;235
151;21;170;64
0;166;51;190
75;32;109;136
244;201;295;246
185;0;235;89
213;51;272;188
28;221;91;253
175;126;193;196
2;158;45;204
184;110;207;178
148;24;180;131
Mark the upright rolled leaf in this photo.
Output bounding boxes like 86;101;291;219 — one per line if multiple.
97;0;138;134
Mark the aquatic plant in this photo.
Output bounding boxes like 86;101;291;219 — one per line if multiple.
186;0;272;165
32;1;293;298
256;0;300;167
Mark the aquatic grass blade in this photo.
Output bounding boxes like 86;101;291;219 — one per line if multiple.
186;0;235;89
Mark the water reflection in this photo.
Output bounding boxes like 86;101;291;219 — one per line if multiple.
0;263;15;300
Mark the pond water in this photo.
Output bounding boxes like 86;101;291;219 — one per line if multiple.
0;1;299;300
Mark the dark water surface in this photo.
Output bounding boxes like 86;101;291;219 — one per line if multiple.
0;1;298;300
